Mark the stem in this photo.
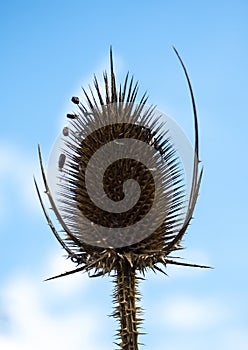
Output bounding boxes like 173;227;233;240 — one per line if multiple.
113;260;142;350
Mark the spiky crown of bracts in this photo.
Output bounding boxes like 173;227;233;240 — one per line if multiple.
35;47;208;282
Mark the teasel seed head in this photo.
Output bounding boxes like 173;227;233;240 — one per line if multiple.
35;47;210;281
35;47;212;350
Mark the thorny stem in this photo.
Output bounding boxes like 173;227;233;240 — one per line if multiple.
113;260;143;350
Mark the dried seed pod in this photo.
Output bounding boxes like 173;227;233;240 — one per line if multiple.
62;127;69;136
71;96;80;104
58;153;66;171
66;113;78;119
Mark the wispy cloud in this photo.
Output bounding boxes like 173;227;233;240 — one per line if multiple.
42;251;91;296
157;295;228;330
220;328;248;350
0;265;109;350
147;293;248;350
0;142;41;222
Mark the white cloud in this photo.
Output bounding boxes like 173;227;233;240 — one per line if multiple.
146;293;248;349
42;251;91;297
148;326;248;350
220;328;248;350
0;142;41;220
156;295;228;331
0;271;109;350
1;257;247;350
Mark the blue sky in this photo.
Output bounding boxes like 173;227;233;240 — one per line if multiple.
0;1;247;349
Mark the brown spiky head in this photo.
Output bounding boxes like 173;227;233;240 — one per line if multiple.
35;47;208;281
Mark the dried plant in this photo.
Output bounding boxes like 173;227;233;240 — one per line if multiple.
35;47;210;350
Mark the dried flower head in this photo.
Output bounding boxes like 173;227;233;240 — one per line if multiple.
35;47;210;350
